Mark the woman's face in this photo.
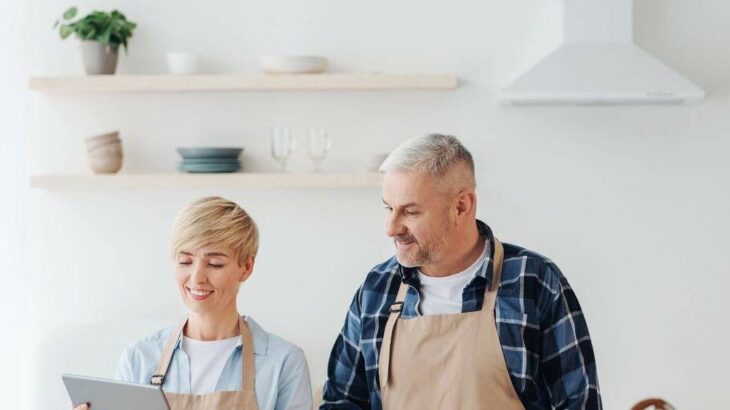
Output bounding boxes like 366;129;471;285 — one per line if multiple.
174;243;254;316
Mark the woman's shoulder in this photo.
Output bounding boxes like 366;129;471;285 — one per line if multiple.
123;325;177;360
244;316;305;361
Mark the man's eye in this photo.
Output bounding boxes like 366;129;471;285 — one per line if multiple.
405;211;418;216
209;263;224;268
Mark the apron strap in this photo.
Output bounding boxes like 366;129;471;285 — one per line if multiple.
151;320;186;386
379;280;408;388
484;238;504;309
239;317;256;393
150;316;257;394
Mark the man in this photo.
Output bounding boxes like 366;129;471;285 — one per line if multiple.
321;134;601;409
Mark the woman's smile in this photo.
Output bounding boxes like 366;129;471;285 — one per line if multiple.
187;287;214;301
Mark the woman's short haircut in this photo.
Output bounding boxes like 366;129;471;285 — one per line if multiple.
171;196;259;266
379;133;476;188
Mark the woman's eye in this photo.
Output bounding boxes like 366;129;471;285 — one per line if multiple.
209;263;224;268
178;261;192;265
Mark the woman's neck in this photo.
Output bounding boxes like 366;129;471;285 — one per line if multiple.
185;308;240;341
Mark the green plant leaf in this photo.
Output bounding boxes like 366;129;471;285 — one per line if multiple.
63;7;77;20
59;25;73;39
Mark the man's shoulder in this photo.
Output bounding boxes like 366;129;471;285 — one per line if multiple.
501;242;566;286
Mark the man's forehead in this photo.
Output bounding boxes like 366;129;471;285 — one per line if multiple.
382;171;433;205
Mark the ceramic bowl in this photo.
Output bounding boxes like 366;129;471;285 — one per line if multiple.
258;55;328;74
88;153;123;174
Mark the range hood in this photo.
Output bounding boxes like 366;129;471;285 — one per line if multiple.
500;0;705;105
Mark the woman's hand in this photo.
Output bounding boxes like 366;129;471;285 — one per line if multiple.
73;404;89;410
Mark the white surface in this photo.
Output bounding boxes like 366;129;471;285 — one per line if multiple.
30;172;384;191
500;44;706;104
3;0;730;409
563;0;632;43
500;0;705;104
28;73;458;92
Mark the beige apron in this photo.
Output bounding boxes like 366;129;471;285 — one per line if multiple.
151;317;259;409
379;238;525;409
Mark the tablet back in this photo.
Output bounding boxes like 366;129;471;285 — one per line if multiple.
63;374;170;410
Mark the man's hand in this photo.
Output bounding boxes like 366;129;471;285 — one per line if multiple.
73;403;89;410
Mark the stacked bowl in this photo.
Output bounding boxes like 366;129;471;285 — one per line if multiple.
85;131;123;174
177;147;243;173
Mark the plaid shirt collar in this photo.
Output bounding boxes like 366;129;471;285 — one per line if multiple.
397;219;497;290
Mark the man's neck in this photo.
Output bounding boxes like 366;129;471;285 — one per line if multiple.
420;223;484;277
185;308;240;341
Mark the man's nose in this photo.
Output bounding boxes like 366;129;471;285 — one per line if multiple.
385;213;406;238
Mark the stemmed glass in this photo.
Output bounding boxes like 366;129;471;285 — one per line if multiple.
308;128;331;172
270;127;296;172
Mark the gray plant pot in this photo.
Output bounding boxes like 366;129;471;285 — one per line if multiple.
80;41;119;75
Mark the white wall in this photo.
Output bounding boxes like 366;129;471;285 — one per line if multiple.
3;0;729;408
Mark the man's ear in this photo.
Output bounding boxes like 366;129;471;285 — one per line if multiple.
455;190;476;218
239;255;255;282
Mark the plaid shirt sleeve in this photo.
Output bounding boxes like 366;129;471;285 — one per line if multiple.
320;286;371;409
538;262;602;409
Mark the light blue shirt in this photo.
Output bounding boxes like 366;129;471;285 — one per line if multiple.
115;316;312;410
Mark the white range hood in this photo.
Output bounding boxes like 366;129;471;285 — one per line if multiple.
500;0;705;105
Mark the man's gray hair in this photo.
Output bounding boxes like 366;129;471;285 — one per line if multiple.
379;133;476;187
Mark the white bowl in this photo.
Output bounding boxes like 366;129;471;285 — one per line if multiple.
258;55;328;74
166;52;201;75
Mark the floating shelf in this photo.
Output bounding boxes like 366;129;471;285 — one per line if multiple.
30;172;384;191
28;73;458;93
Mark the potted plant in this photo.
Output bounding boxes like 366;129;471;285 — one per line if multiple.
54;7;137;75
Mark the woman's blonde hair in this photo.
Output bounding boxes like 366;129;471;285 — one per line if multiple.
171;196;259;266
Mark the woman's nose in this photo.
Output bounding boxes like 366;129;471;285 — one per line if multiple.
190;262;207;282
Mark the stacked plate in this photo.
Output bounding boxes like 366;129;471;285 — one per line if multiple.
177;147;243;173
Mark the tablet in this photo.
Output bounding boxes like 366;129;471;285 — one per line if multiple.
62;374;170;410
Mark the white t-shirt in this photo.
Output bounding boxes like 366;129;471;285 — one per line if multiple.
181;335;241;394
417;241;489;315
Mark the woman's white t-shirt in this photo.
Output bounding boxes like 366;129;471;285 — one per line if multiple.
181;335;241;394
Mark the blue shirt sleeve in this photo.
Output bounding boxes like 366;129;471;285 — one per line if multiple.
275;347;313;410
538;263;602;410
320;287;370;409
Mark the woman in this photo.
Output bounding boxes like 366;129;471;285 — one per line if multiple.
75;196;312;409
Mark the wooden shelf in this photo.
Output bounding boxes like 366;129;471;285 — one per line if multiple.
30;172;384;191
28;73;458;93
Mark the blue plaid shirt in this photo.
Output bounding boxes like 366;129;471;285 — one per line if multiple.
321;221;601;409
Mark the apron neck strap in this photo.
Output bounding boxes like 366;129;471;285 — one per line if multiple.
483;238;504;311
151;316;256;394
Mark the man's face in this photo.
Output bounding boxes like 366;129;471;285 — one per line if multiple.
382;170;452;268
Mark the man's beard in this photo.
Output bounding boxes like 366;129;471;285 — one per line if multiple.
394;234;445;268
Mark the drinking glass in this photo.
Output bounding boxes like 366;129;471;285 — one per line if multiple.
308;128;331;172
270;127;296;172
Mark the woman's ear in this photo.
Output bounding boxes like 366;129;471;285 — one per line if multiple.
239;255;255;282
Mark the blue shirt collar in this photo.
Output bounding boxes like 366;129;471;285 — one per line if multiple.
170;315;269;356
